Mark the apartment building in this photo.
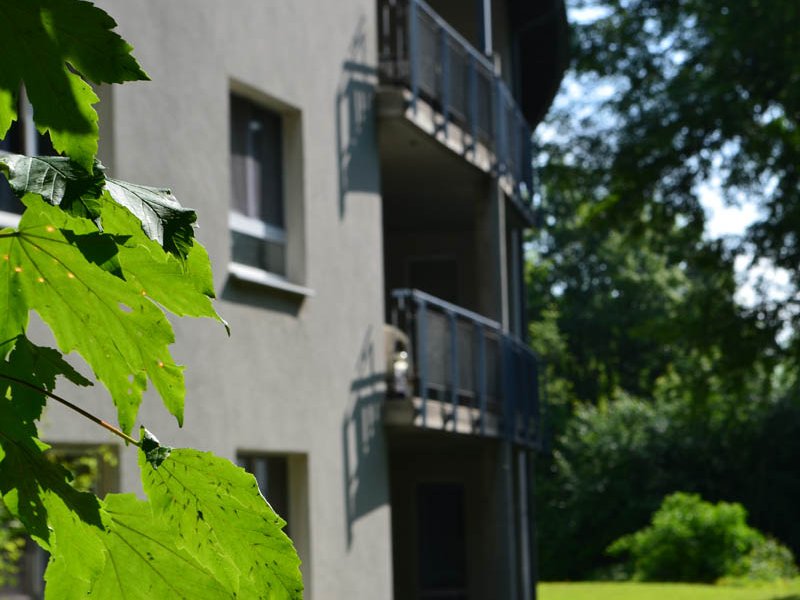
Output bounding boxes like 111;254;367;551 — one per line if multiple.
1;0;567;598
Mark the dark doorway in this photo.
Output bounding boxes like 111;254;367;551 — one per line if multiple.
417;483;468;600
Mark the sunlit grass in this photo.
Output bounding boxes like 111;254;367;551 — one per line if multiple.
538;581;800;600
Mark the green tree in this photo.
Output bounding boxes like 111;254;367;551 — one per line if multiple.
529;1;800;578
0;1;302;597
541;0;800;352
608;491;797;583
535;381;800;580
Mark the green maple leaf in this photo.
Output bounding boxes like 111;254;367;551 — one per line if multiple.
141;448;303;599
0;197;197;433
0;153;106;219
0;405;103;548
0;0;148;171
45;494;232;599
0;153;199;259
38;0;148;85
44;447;303;599
99;196;223;325
104;179;198;258
0;335;91;424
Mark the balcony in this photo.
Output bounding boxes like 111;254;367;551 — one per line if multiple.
378;0;535;216
386;289;542;449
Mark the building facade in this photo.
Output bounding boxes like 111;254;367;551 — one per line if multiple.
2;1;567;598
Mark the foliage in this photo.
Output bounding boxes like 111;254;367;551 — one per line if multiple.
538;580;800;600
535;385;800;580
607;492;768;582
728;538;800;583
0;501;24;587
530;0;800;580
0;0;147;170
0;2;302;597
547;0;800;333
0;445;115;587
528;164;780;410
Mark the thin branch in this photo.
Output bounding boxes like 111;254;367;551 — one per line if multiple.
0;372;140;446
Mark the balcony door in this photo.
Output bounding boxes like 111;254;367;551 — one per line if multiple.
417;483;468;600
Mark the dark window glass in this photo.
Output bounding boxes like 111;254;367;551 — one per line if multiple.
231;230;287;277
230;95;284;228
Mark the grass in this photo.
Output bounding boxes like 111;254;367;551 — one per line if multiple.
538;581;800;600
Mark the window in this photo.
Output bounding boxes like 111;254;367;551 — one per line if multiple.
0;89;55;218
229;94;286;277
236;452;310;581
237;454;291;535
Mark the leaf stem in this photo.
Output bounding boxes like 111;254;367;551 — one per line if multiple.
0;373;139;446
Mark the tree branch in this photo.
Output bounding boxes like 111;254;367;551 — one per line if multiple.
0;373;140;446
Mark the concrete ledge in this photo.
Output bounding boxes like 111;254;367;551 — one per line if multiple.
383;396;501;438
228;262;314;298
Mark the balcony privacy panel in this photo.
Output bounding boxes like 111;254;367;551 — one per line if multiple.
391;289;542;448
417;11;440;99
425;310;448;393
456;320;474;397
475;66;494;144
484;330;501;411
447;41;469;123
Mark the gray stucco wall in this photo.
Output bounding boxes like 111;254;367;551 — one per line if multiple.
38;2;393;598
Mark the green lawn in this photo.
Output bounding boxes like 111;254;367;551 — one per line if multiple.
538;581;800;600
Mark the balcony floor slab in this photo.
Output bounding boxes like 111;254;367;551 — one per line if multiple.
383;396;501;438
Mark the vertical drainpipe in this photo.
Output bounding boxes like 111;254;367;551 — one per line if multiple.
477;0;493;56
529;450;539;600
409;0;419;114
501;440;519;599
518;448;533;599
495;180;510;331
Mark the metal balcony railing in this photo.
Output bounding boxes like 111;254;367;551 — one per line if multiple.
390;289;542;448
378;0;535;204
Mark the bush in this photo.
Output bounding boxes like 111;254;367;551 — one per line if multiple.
728;538;799;582
606;492;793;582
536;387;800;580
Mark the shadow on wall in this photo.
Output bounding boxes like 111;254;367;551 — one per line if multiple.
336;16;380;218
220;278;303;317
342;325;389;548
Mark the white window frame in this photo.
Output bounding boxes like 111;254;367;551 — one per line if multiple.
227;85;309;296
229;211;286;247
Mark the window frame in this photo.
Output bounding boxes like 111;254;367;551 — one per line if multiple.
226;82;309;296
229;92;289;279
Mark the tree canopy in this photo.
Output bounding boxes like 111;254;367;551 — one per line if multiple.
540;0;800;354
531;0;800;580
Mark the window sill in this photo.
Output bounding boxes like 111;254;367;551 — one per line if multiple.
228;262;314;298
